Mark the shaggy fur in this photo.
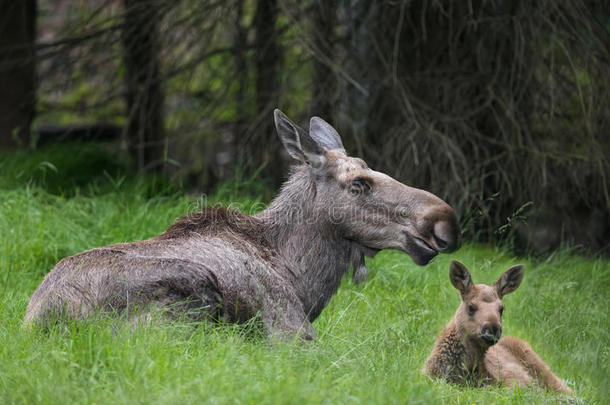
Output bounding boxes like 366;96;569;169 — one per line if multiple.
24;110;460;339
423;261;572;395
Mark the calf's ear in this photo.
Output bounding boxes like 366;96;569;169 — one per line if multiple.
449;260;473;296
494;265;525;297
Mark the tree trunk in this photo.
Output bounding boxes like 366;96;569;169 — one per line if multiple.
231;0;248;178
311;0;336;120
337;0;378;157
122;0;165;172
251;0;282;185
0;0;36;148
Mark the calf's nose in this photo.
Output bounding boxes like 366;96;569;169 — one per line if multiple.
482;324;502;341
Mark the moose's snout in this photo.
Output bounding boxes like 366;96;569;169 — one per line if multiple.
481;323;502;345
433;220;460;252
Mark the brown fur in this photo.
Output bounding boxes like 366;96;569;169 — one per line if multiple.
423;261;573;395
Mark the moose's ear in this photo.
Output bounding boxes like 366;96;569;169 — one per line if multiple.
274;109;307;162
309;116;345;153
449;260;473;296
494;265;525;298
274;109;327;168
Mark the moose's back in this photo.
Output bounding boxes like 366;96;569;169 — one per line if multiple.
24;208;285;326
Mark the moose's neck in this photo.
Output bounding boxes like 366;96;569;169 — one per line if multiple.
256;166;352;320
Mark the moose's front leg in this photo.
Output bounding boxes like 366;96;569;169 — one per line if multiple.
261;296;316;341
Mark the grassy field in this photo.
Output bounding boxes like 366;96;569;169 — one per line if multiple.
0;144;608;404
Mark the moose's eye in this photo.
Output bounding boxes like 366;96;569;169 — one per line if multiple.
468;305;476;316
499;307;504;316
350;177;371;194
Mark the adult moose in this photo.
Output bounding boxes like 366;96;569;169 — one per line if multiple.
25;110;460;339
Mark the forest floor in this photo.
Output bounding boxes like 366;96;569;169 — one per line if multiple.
0;144;607;404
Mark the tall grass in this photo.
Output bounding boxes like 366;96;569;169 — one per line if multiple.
0;145;607;404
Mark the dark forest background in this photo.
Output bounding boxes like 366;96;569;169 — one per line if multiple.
1;0;609;254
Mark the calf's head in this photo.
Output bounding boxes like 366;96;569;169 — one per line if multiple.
449;260;525;347
274;109;460;265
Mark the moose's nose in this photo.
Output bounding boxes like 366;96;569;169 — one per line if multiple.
433;220;460;252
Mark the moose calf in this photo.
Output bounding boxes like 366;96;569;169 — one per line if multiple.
423;260;572;395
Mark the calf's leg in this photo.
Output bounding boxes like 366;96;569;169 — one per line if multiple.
485;343;533;389
497;336;573;394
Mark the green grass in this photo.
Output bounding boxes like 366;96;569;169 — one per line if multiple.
0;145;608;404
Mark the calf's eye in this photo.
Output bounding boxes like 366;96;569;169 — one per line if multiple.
468;305;476;316
499;307;504;316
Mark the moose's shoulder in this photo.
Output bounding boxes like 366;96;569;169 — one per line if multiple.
158;206;264;239
157;206;269;246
